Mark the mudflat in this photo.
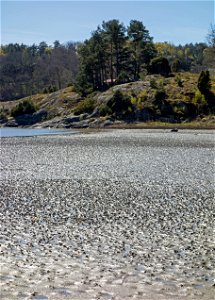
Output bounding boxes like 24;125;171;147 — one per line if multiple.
0;129;214;300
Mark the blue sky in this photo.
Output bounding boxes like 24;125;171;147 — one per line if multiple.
1;1;214;46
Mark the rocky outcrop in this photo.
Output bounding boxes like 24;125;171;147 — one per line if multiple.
10;110;48;126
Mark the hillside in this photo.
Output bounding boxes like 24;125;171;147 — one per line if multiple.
1;72;215;129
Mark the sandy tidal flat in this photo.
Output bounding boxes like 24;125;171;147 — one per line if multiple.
0;129;215;300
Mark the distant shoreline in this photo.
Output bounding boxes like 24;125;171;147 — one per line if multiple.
1;121;215;131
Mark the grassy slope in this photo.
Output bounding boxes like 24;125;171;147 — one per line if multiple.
0;86;81;119
1;72;215;128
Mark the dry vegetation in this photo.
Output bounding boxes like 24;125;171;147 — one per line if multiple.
1;72;215;128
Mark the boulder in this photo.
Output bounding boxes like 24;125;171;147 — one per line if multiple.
103;120;114;127
88;107;100;118
14;110;48;126
63;115;80;124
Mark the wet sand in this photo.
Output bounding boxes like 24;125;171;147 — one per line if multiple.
0;129;214;299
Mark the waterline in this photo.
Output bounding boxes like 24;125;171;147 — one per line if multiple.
0;127;77;137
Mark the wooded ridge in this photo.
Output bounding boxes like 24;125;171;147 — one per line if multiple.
0;20;214;127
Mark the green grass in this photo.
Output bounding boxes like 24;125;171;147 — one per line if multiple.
107;119;215;129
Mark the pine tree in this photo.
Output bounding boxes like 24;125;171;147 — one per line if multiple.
127;20;156;80
197;70;211;95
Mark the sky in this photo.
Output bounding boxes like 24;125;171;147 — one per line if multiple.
1;1;214;46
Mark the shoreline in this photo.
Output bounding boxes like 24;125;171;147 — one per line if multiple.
1;124;215;130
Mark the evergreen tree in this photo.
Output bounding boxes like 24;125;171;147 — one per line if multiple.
149;57;171;76
127;20;156;80
102;19;127;82
197;70;211;95
197;70;214;109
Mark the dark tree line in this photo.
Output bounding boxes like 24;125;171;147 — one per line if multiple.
0;20;214;101
0;41;78;100
154;42;211;73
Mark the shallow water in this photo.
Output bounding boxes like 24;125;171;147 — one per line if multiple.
0;127;77;137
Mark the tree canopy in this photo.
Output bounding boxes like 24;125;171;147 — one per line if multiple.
0;41;78;100
0;20;214;101
75;19;156;94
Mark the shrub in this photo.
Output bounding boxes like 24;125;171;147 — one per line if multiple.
154;89;166;102
0;107;9;116
11;99;37;117
116;72;130;84
74;97;95;115
175;76;183;87
130;96;137;105
139;71;147;81
192;90;207;114
43;87;48;94
43;85;57;94
171;59;181;72
197;70;211;95
99;104;112;116
193;90;206;104
48;85;57;93
107;90;132;116
0;110;7;122
138;90;148;102
160;100;173;116
150;78;157;89
173;106;185;121
148;57;171;77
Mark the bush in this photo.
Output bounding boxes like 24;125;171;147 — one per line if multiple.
171;59;181;72
148;57;171;77
154;89;166;102
99;104;112;116
11;99;37;117
139;70;147;81
192;90;207;114
197;70;211;95
138;90;148;102
160;100;173;116
43;87;48;94
0;110;7;122
193;90;205;102
74;97;95;115
150;78;157;89
173;106;185;121
116;72;130;84
43;85;57;94
175;76;183;87
48;85;57;93
107;90;132;116
131;91;148;109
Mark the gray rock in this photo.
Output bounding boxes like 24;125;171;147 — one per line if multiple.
63;115;80;124
90;118;103;127
4;119;18;127
13;110;48;126
89;107;100;118
65;119;90;128
103;120;113;127
79;113;89;120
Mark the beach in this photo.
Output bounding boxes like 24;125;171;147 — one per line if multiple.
0;129;214;300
